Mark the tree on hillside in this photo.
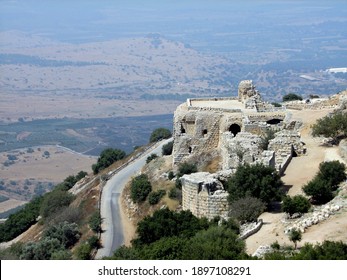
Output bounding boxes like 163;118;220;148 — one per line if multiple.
226;163;283;205
92;148;126;174
162;141;173;155
312;112;347;143
317;160;346;189
182;226;247;260
40;190;75;220
130;174;152;203
133;208;209;246
303;160;346;204
149;128;172;143
282;93;303;102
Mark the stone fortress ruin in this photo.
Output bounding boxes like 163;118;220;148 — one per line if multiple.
173;80;306;220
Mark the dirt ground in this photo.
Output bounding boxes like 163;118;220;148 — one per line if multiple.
0;145;97;205
245;108;347;254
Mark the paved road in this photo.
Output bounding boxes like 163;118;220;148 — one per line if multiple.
95;138;173;259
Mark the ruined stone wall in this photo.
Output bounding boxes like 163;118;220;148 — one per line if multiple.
181;173;229;220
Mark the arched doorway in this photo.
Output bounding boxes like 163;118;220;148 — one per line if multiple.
229;124;241;136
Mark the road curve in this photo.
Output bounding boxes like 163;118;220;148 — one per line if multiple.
95;138;173;259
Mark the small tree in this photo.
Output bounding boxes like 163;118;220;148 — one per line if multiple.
130;174;152;203
312;112;347;143
317;160;346;189
227;163;283;205
282;93;303;102
149;128;172;143
148;190;166;205
146;153;158;164
229;196;266;224
89;211;102;233
303;177;333;204
282;195;311;217
288;228;302;249
162;141;173;155
43;221;80;249
75;243;92;260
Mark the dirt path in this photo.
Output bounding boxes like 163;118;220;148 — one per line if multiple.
246;108;347;254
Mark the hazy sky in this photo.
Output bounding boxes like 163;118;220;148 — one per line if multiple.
1;0;346;45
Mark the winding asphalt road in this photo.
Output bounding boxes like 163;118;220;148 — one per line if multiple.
95;138;173;259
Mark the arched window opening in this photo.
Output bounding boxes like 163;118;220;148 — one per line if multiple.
188;147;192;154
202;129;208;137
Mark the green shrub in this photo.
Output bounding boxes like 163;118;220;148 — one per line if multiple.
312;112;347;143
229;196;266;223
89;211;102;233
227;163;283;205
168;171;175;180
177;162;197;177
75;243;92;260
162;141;173;155
317;160;346;189
43;221;80;248
87;235;100;249
92;148;126;174
282;195;311;217
40;190;75;220
130;174;152;203
303;177;333;204
149;128;172;143
148;190;166;205
168;187;181;200
282;93;303;102
146;153;158;164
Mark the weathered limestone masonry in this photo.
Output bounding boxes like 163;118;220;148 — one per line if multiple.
181;172;229;220
175;80;306;219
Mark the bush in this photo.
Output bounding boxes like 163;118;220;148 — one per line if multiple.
303;177;333;204
177;162;198;177
20;238;63;260
168;187;181;200
317;160;346;189
229;196;266;223
40;190;75;220
148;190;166;205
75;243;92;260
227;163;283;205
282;93;303;102
92;148;126;174
133;208;209;246
168;171;175;180
43;221;80;248
282;195;311;217
162;141;173;155
312;112;347;143
146;153;158;164
89;211;102;233
130;174;152;203
149;128;172;143
88;235;100;249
